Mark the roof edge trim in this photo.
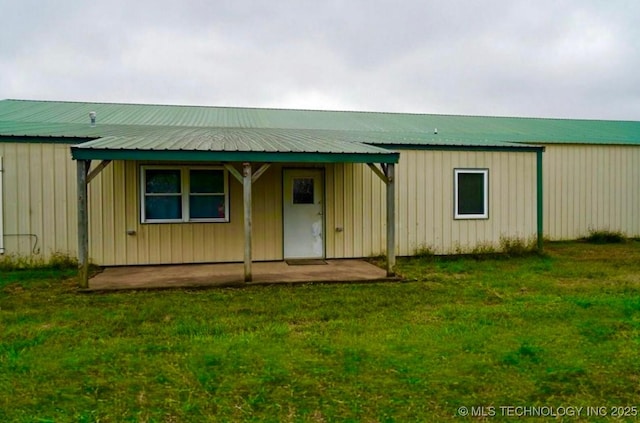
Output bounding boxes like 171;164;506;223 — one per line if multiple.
0;135;96;144
70;148;400;164
384;143;545;152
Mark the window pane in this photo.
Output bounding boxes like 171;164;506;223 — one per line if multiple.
145;196;182;220
293;178;314;204
146;169;181;193
190;169;224;193
458;172;485;215
190;195;225;219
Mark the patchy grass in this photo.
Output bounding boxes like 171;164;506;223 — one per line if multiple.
1;242;640;421
500;235;538;256
413;243;436;258
0;251;78;272
583;229;628;244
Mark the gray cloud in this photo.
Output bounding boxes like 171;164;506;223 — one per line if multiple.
1;0;638;119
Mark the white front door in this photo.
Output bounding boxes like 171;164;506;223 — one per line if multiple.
283;169;324;259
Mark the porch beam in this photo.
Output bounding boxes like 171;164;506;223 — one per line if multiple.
86;160;111;184
243;162;253;282
77;160;90;288
385;163;396;276
367;163;389;183
251;163;271;183
224;164;243;184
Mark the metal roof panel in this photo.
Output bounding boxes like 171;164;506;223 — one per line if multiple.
73;129;398;154
1;99;638;146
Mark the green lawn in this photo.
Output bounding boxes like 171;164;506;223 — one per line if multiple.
1;242;639;422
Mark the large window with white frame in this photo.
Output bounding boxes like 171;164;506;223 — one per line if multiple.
454;168;488;219
141;166;229;223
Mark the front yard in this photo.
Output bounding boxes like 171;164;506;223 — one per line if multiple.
1;242;639;421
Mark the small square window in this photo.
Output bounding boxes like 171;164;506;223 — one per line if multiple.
454;169;488;219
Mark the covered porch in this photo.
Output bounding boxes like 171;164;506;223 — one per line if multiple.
70;128;400;288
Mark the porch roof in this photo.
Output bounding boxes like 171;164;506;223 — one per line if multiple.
70;128;399;163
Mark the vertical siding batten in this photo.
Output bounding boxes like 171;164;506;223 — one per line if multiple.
0;143;78;258
1;141;602;264
543;145;640;239
396;149;537;254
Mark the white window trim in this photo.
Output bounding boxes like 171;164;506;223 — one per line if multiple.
140;165;229;223
454;168;489;220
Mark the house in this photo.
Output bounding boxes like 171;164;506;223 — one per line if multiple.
0;99;638;287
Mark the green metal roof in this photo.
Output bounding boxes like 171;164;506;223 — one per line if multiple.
0;119;536;150
70;130;400;163
1;99;637;147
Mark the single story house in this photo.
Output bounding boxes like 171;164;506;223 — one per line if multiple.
0;99;638;286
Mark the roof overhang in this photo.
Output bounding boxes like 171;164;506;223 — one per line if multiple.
70;132;399;164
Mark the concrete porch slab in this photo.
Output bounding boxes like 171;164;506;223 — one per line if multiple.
87;259;391;291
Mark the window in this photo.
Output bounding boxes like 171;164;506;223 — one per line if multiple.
292;178;315;204
141;166;228;223
454;169;488;219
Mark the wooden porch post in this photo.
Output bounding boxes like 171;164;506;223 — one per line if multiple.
77;160;90;288
386;163;396;276
243;162;252;282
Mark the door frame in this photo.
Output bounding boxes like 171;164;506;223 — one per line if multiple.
282;167;326;259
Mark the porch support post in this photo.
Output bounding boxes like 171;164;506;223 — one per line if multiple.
385;163;395;276
243;162;252;282
77;159;90;288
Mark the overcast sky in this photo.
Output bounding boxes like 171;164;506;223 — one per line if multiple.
1;0;638;120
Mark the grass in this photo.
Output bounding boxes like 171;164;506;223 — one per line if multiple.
1;242;640;422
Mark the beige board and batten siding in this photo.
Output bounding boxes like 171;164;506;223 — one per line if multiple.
324;162;386;259
88;161;284;265
543;144;640;239
394;149;538;255
90;161;383;266
87;161;378;266
78;145;640;261
326;150;538;257
0;142;78;259
325;150;538;258
0;142;538;264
